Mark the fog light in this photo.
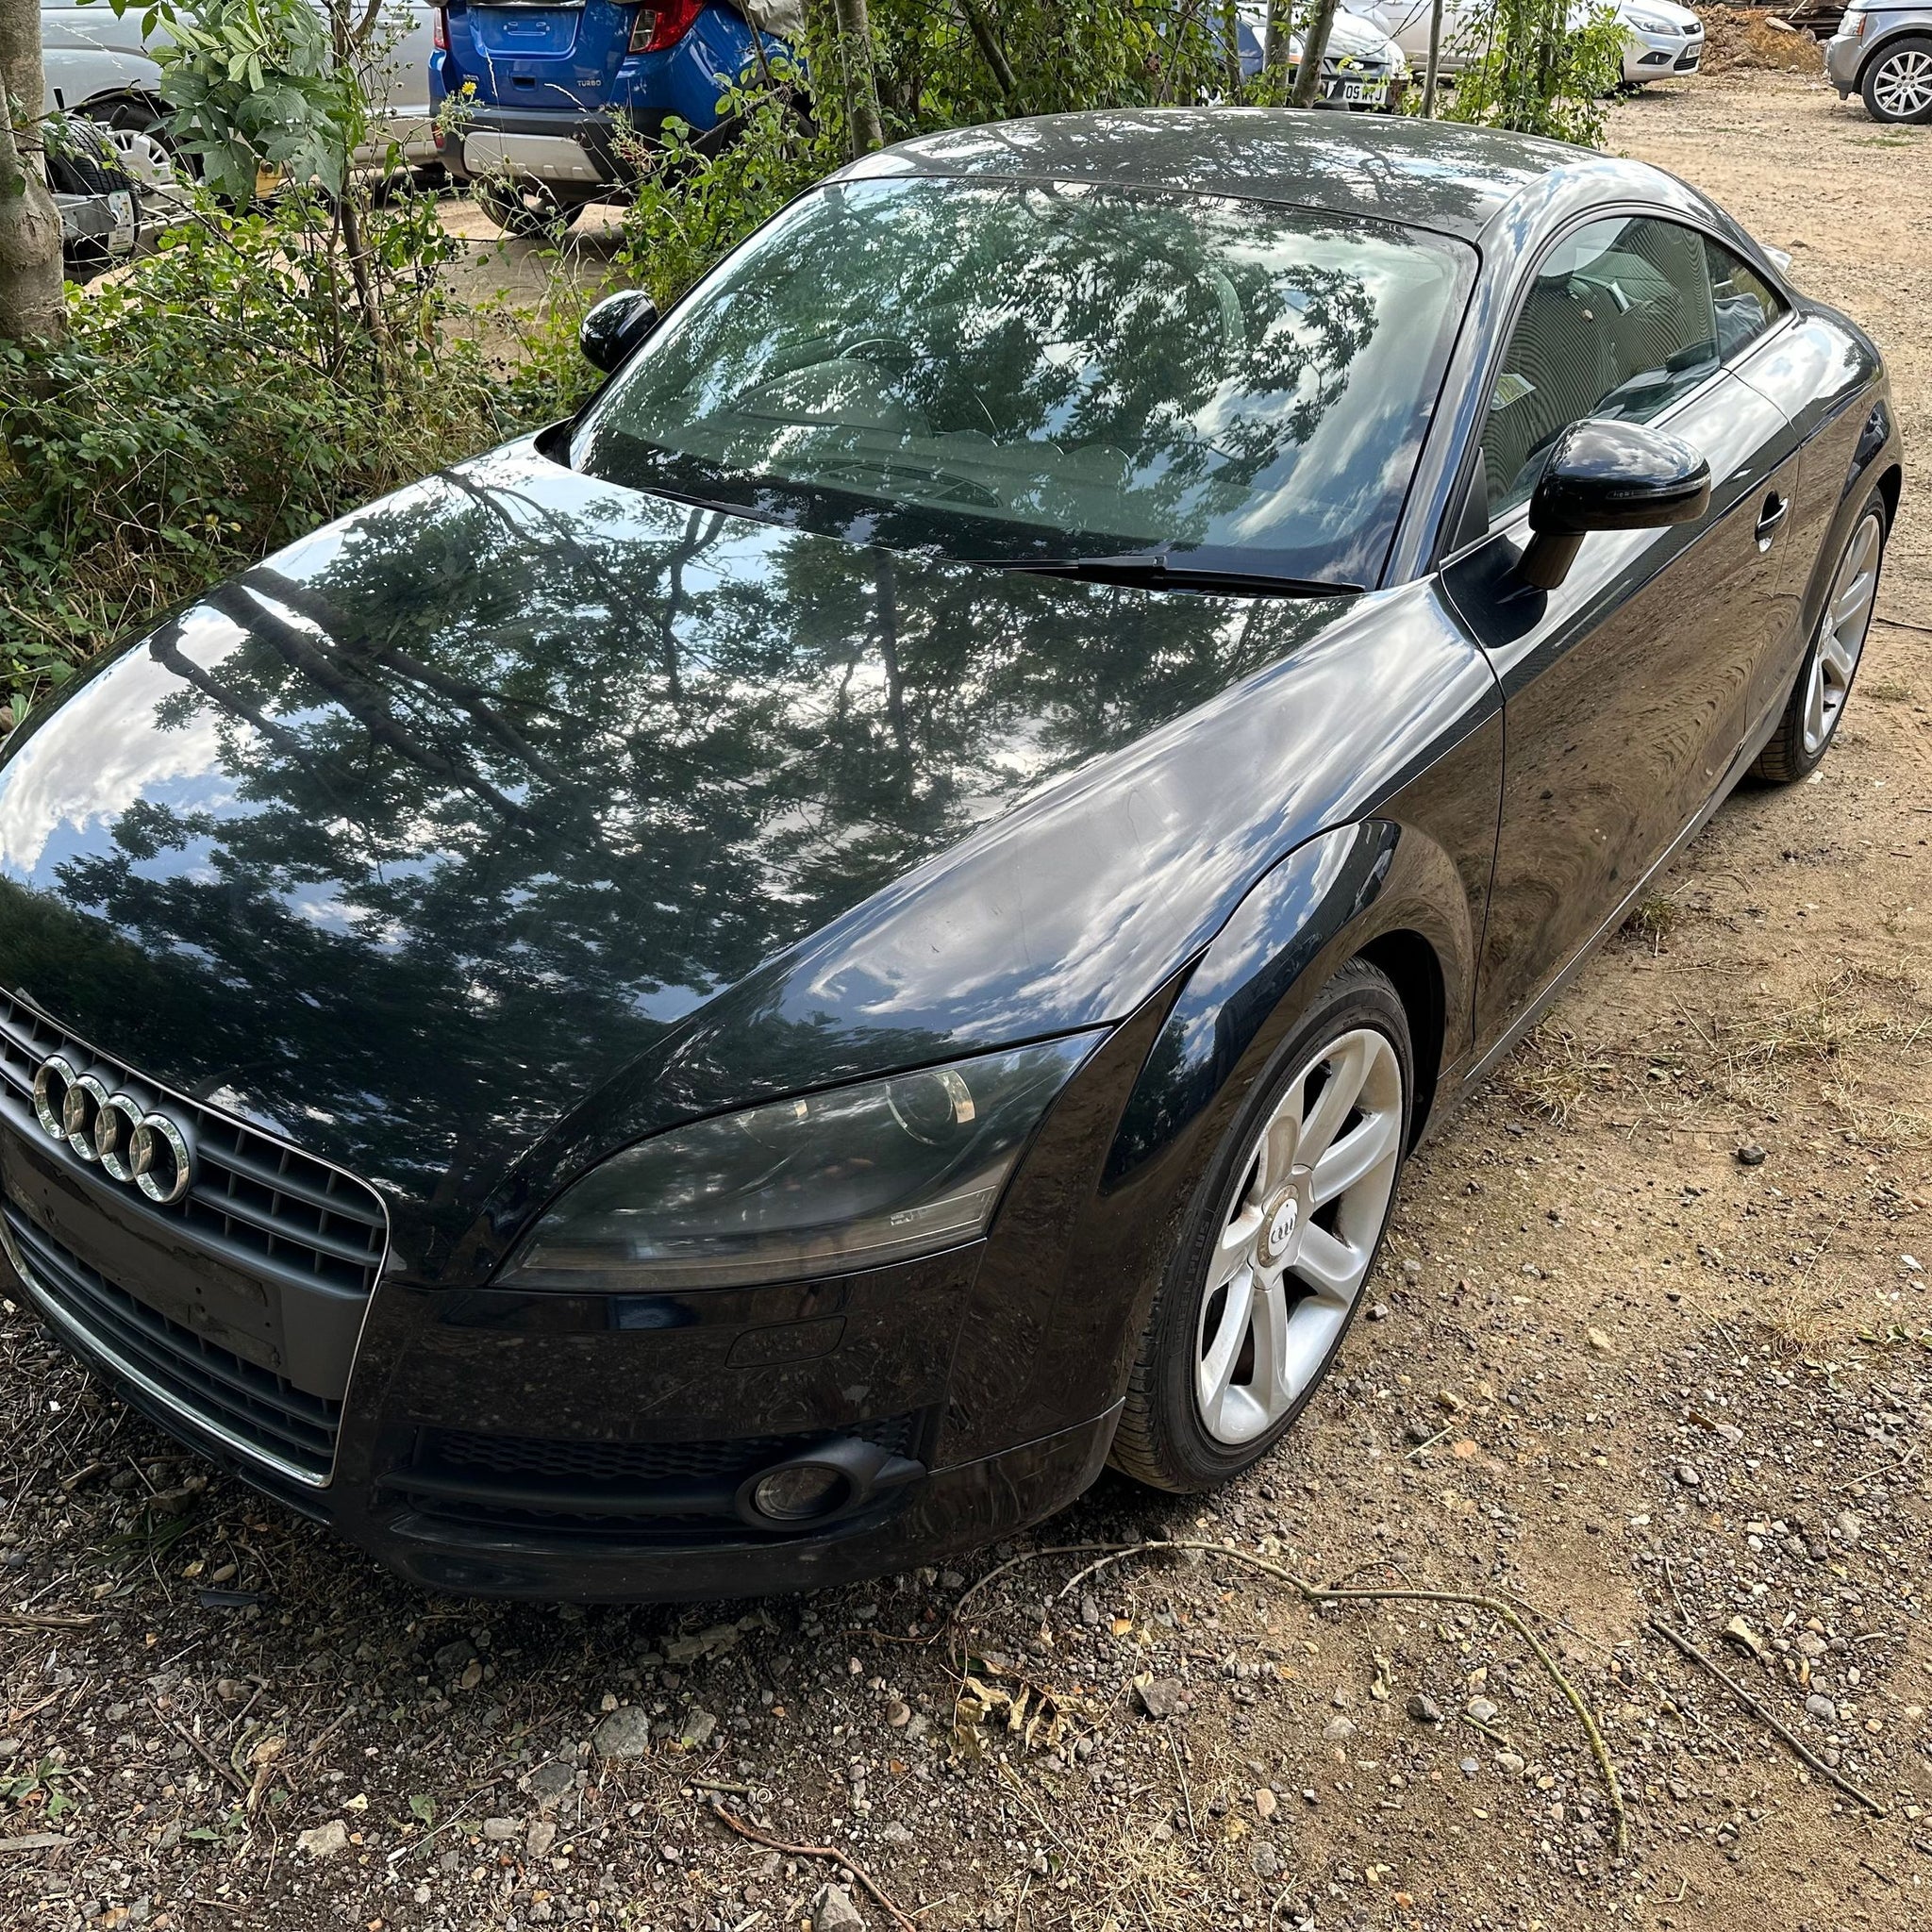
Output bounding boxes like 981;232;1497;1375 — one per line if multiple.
751;1463;847;1523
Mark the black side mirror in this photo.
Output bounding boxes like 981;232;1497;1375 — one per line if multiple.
1518;417;1712;591
580;290;659;374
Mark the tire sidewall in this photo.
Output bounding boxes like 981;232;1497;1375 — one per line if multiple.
1784;492;1889;777
1138;964;1414;1490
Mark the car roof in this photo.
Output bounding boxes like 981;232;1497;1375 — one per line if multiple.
857;108;1703;245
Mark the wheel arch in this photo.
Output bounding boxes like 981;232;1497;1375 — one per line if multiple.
1859;25;1932;90
1353;925;1446;1148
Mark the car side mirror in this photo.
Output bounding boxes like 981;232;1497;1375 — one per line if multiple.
1517;417;1712;591
580;290;659;374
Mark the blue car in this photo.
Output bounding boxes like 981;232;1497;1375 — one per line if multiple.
430;0;796;232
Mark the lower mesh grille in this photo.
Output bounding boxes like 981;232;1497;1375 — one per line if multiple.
388;1414;922;1544
6;1204;341;1476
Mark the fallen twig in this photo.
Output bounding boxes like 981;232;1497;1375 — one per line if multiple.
0;1611;97;1631
708;1802;917;1932
1644;1620;1888;1818
953;1538;1628;1860
155;1705;251;1798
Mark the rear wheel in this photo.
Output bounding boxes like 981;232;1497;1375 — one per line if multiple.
473;175;586;240
1862;34;1932;124
1752;495;1887;784
1110;959;1412;1492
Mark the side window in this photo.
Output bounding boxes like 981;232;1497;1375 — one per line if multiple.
1706;238;1785;362
1478;215;1721;523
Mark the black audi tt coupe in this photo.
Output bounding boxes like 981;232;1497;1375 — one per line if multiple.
0;112;1899;1600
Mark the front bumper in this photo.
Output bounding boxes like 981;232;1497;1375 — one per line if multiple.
1623;25;1704;81
1825;27;1867;92
0;993;1170;1603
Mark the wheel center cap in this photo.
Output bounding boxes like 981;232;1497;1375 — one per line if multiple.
1264;1196;1299;1259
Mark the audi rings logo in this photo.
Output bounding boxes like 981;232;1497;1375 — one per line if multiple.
31;1055;194;1207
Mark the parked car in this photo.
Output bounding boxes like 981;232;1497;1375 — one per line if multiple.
431;0;800;235
41;0;441;198
1826;0;1932;121
1234;2;1412;106
0;112;1898;1603
1354;0;1705;84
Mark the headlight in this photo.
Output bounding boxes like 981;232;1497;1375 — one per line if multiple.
497;1035;1100;1292
1625;10;1676;30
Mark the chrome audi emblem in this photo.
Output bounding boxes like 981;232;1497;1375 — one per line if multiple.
31;1054;194;1206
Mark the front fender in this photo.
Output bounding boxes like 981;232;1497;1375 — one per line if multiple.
1104;816;1474;1191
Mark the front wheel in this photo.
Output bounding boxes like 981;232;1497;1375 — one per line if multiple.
1862;34;1932;123
1110;959;1412;1493
1752;495;1887;783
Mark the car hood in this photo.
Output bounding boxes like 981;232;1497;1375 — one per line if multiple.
0;441;1382;1265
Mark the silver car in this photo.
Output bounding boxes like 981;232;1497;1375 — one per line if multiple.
1826;0;1932;122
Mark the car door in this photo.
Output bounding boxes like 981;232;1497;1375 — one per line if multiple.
1441;211;1804;1051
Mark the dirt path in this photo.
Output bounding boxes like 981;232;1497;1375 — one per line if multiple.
4;66;1931;1932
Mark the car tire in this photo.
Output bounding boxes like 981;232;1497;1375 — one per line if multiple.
1861;34;1932;123
1752;492;1888;784
473;176;587;240
85;99;187;209
1110;958;1413;1494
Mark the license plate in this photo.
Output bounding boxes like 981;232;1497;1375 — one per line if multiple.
1340;79;1388;104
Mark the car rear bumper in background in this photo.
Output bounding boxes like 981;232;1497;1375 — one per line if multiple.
445;105;664;190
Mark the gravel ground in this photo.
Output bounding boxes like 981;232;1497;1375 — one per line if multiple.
5;63;1931;1932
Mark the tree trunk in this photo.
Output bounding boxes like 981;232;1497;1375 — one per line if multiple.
1290;0;1341;107
1263;0;1292;83
828;0;883;157
0;0;65;349
1422;0;1446;115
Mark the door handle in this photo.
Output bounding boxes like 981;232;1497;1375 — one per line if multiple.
1755;491;1790;547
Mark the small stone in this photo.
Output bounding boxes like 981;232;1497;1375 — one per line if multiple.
525;1759;577;1805
1675;1463;1702;1490
1135;1677;1183;1720
1497;1751;1526;1776
1586;1327;1613;1355
1406;1692;1442;1725
1322;1716;1357;1743
1459;1757;1479;1776
482;1818;518;1841
885;1699;910;1727
1735;1144;1767;1168
526;1819;558;1858
1465;1696;1499;1725
1723;1617;1770;1664
296;1820;349;1859
1079;1595;1101;1627
677;1708;718;1750
1254;1788;1278;1820
593;1707;654;1760
1365;1303;1390;1323
432;1639;476;1676
1252;1841;1281;1879
1806;1693;1838;1722
1904;1255;1924;1274
812;1882;866;1931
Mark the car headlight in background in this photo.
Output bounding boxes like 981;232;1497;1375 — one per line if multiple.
496;1035;1101;1292
1624;11;1679;34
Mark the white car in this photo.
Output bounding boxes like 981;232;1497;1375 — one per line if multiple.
1353;0;1704;86
1238;2;1413;107
41;0;440;197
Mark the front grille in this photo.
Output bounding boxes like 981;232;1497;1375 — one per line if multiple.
0;992;387;1298
389;1414;923;1545
0;995;389;1481
6;1204;341;1474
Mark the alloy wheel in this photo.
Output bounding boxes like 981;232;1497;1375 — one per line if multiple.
1193;1026;1404;1445
1802;508;1883;758
1872;48;1932;120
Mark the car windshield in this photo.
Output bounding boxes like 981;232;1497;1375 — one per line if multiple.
568;175;1474;586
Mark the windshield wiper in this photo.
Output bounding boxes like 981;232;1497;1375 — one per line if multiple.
960;549;1363;599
